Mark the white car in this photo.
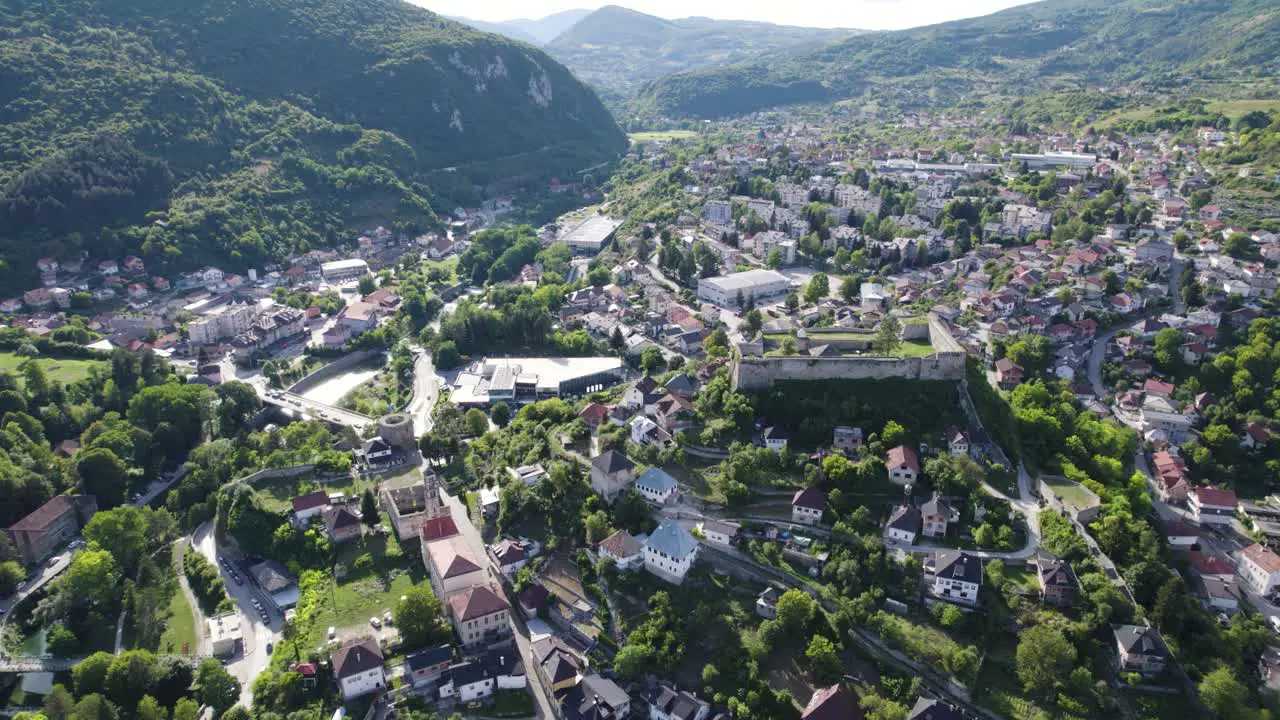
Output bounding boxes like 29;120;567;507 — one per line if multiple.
1270;616;1280;634
369;616;381;629
383;611;393;626
327;626;337;641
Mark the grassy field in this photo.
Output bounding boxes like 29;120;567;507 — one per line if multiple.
304;511;427;647
1042;477;1098;510
0;352;104;385
158;581;199;655
629;130;697;142
254;467;423;514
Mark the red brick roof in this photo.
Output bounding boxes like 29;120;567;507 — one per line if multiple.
1188;551;1234;576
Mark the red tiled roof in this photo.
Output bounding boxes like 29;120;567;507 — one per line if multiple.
422;515;459;541
291;491;329;513
885;445;919;473
1242;543;1280;574
9;495;89;533
802;685;864;720
448;584;510;622
1192;486;1237;508
1188;551;1234;576
792;487;825;511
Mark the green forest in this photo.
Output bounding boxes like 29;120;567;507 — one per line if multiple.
0;0;624;285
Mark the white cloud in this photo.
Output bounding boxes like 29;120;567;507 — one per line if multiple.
412;0;1038;30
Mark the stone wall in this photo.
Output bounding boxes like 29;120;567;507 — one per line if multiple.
732;313;966;390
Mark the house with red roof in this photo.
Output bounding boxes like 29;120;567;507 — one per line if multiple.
801;685;863;720
290;491;329;527
1243;422;1270;451
994;358;1023;389
577;402;609;429
885;445;919;485
1189;486;1238;526
447;585;512;651
6;495;97;566
792;487;826;525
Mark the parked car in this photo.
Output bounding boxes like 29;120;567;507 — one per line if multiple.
369;616;381;629
1270;616;1280;634
327;626;336;641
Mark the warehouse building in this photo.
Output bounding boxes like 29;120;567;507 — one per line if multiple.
321;258;370;282
696;269;792;308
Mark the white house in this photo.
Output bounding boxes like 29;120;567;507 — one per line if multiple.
598;529;644;571
885;445;920;486
649;685;711;720
697;519;738;546
1239;543;1280;597
630;415;671;447
331;639;386;700
883;505;921;544
928;550;982;605
948;429;969;458
762;426;789;452
792;487;825;525
439;647;525;704
634;467;678;504
643;523;699;584
290;491;329;528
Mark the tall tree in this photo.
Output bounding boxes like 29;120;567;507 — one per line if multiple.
873;315;902;355
395;583;444;649
1016;625;1076;697
360;489;379;527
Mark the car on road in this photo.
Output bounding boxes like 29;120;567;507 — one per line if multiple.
327;626;336;641
265;642;273;654
383;611;393;626
1270;616;1280;634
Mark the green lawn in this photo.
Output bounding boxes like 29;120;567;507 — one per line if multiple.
628;130;697;142
0;352;105;385
254;467;422;514
1042;477;1098;511
158;581;199;655
896;339;936;357
487;689;536;718
304;514;427;646
1001;565;1040;594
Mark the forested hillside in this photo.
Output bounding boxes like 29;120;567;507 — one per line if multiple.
544;5;859;107
0;0;624;284
634;0;1280;118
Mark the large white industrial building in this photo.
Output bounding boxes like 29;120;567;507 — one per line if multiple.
696;269;792;308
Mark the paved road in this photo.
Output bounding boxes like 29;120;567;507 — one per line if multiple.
0;554;72;647
407;351;440;434
192;522;280;708
433;467;554;719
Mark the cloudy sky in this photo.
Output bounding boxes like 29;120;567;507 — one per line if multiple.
412;0;1040;31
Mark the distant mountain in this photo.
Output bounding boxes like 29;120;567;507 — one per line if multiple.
634;0;1280;118
543;5;862;105
0;0;624;283
450;9;593;45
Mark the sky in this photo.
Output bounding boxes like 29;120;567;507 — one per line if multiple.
412;0;1040;31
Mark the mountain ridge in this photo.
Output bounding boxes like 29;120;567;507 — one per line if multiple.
0;0;624;283
633;0;1280;118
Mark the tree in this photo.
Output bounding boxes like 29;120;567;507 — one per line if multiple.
804;273;829;305
784;292;800;313
583;510;610;544
881;420;906;447
135;697;166;720
463;408;489;437
220;708;251;720
357;274;377;295
395;583;444;649
609;326;624;352
742;309;763;335
1100;269;1122;295
1016;625;1076;697
613;643;652;679
83;506;149;575
213;382;260;436
840;275;860;302
805;634;841;685
641;347;664;375
0;560;23;595
1225;232;1255;259
105;650;157;710
72;695;118;720
767;248;784;269
43;685;75;720
1153;327;1184;372
76;448;131;507
171;699;200;720
195;658;240;717
432;340;462;370
360;489;379;527
873;315;902;355
1199;667;1251;720
490;401;511;428
775;589;816;635
74;653;115;697
62;549;121;608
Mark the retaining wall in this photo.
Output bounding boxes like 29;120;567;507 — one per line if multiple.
287;349;385;395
